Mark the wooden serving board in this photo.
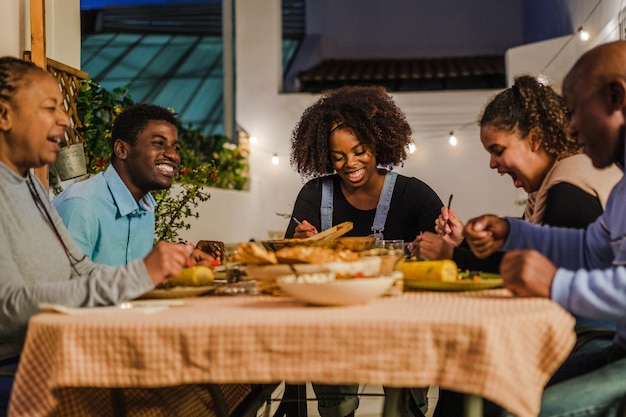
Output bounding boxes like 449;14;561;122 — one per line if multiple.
306;221;353;242
262;221;353;251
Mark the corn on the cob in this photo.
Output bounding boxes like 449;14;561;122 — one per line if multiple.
167;265;215;287
399;260;458;282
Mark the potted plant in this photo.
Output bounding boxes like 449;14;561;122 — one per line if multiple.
52;139;88;182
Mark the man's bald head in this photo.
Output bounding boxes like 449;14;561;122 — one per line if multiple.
561;40;626;169
564;40;626;95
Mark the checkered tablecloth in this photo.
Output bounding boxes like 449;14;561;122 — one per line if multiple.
9;289;575;417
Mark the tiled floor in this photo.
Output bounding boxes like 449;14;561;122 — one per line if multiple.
256;383;439;417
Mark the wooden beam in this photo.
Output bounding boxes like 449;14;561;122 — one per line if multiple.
222;0;235;141
30;0;49;189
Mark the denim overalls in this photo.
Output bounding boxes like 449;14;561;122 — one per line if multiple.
321;171;397;239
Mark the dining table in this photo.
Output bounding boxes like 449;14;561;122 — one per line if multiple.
8;285;576;417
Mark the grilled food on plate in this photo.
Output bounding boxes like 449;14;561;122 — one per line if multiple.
274;246;360;264
231;242;361;265
231;242;278;264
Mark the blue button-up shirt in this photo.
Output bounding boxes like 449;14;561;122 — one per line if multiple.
53;165;156;266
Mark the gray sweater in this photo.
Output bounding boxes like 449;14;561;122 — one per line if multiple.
0;163;154;360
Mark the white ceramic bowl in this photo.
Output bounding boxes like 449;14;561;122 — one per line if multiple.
276;275;395;306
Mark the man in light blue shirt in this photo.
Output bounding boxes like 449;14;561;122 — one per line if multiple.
53;164;158;265
54;104;182;266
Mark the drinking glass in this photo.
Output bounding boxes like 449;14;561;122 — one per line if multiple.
374;239;405;252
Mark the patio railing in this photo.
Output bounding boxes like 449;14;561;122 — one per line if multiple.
24;51;89;146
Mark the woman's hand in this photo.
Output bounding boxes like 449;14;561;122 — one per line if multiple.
293;220;318;238
143;241;195;285
408;232;454;260
435;207;464;246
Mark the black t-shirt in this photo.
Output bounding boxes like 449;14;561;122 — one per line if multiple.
284;173;443;242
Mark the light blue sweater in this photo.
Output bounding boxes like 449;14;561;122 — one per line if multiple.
502;160;626;350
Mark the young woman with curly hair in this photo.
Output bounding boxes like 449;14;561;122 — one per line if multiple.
416;74;622;272
416;75;623;417
283;85;442;417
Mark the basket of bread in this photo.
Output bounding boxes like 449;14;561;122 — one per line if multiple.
232;230;404;300
261;221;376;252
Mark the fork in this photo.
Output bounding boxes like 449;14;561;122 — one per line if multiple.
440;194;453;237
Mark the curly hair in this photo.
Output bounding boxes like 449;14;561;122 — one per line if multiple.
0;57;46;107
290;85;412;179
110;103;178;159
479;75;580;159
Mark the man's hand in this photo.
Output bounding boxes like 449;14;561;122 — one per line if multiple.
463;215;510;258
500;250;557;298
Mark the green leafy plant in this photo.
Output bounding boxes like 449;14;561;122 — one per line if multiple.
75;79;134;174
70;78;247;241
177;127;247;190
153;164;216;242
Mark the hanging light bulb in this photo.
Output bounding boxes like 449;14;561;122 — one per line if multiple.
249;136;258;145
407;141;417;154
578;26;590;41
448;131;458;147
271;153;279;165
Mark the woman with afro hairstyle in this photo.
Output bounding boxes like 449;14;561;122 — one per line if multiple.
284;85;442;417
285;85;442;243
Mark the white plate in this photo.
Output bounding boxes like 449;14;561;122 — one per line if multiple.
404;278;503;292
38;300;184;315
246;258;384;282
137;285;217;299
276;276;395;306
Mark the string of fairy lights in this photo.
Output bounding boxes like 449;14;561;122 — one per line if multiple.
540;0;603;73
248;136;284;165
249;0;610;165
